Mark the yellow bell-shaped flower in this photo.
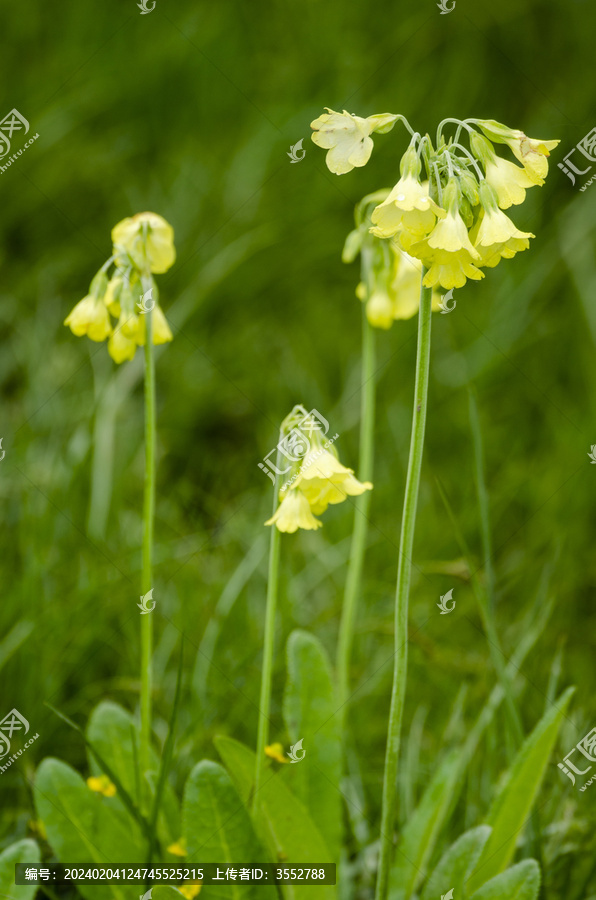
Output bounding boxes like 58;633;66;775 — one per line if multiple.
265;488;323;533
64;295;112;342
112;212;176;274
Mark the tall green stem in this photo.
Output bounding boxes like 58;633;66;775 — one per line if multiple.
336;309;376;727
376;272;433;900
140;275;156;785
254;472;282;809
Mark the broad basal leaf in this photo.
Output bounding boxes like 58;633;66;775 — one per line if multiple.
0;839;40;900
421;826;491;900
468;687;574;892
282;630;341;860
469;859;540;900
183;759;268;900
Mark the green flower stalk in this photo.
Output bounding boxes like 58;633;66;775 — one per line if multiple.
64;211;176;797
311;110;559;900
255;406;372;805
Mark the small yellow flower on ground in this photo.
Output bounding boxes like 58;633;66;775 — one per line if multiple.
112;212;176;274
265;743;288;763
87;775;116;797
167;838;188;857
178;884;201;899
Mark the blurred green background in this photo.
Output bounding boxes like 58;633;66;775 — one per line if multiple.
2;0;596;893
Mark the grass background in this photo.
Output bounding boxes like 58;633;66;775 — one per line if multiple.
1;0;596;894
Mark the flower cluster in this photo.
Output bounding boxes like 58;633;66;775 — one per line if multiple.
343;191;442;328
265;405;372;533
64;212;176;363
311;112;558;290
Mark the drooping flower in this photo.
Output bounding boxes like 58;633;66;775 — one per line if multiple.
265;488;323;533
265;406;372;532
64;294;112;342
470;182;534;268
418;248;485;290
87;775;116;797
311;109;399;175
425;178;480;257
475;119;560;184
112;212;176;274
108;316;138;363
294;447;372;515
370;148;445;243
469;131;536;208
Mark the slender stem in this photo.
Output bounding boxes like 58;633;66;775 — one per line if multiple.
140;274;155;788
468;389;495;612
254;462;282;810
375;272;433;900
336;309;376;727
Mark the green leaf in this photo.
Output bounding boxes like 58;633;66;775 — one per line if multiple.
183;760;268;900
0;839;40;900
469;859;540;900
152;888;185;900
421;826;491;900
34;757;144;900
87;700;179;848
215;736;335;900
151;884;184;900
282;630;342;860
389;749;461;900
468;687;575;892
